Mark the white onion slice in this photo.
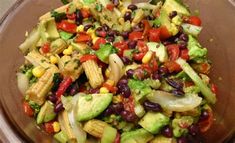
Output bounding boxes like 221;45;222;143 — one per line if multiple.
109;54;124;85
147;90;202;112
17;73;29;95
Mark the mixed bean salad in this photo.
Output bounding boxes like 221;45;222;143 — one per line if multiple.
17;0;217;142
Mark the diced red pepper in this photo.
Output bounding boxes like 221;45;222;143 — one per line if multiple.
123;96;135;113
164;61;182;73
56;77;73;99
57;20;77;33
137;40;148;53
66;13;76;20
44;122;54;134
149;54;158;72
142;20;151;37
188;16;202;26
80;54;97;63
75;33;91;43
81;8;90;18
167;44;180;61
129;31;143;41
211;83;218;94
103;83;117;93
41;43;50;54
133;53;145;61
113;41;128;56
180;49;190;61
23;101;34;117
148;28;161;42
198;108;213;133
114;133;121;143
141;64;152;76
106;4;115;11
160;26;171;40
93;38;107;50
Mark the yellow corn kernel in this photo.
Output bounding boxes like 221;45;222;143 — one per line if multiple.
32;66;45;78
105;68;111;78
92;37;99;44
119;18;125;25
112;95;122;103
86;28;95;35
142;51;153;64
50;55;58;64
172;15;182;26
52;122;61;133
170;23;179;36
91;33;97;39
121;8;131;15
76;25;84;32
100;87;109;94
63;48;73;55
106;79;114;86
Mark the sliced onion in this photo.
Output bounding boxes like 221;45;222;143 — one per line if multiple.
17;72;29;95
136;3;156;9
109;54;124;85
182;23;202;37
147;90;202;112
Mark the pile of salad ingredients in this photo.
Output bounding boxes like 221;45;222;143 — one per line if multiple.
17;0;218;142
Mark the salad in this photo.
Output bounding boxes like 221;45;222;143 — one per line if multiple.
17;0;217;142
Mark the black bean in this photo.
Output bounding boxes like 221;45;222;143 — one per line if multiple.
188;124;200;136
88;88;100;94
117;84;131;98
48;94;57;104
166;78;183;89
128;40;137;49
161;126;173;138
121;57;132;65
76;10;83;25
112;103;124;114
133;23;144;32
128;4;137;11
179;33;189;42
84;24;93;31
117;78;128;85
112;0;119;7
178;41;188;49
54;102;64;113
126;69;134;78
143;100;162;112
172;90;185;97
158;66;169;75
69;83;79;96
124;11;132;21
103;106;114;116
106;36;115;42
177;137;188;143
86;40;93;47
199;110;209;121
146;15;154;20
107;30;115;37
121;110;138;122
152;71;161;80
133;68;145;80
169;11;177;19
102;24;110;32
121;31;129;39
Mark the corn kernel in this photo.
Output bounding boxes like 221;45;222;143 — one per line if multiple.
92;37;99;44
100;87;109;94
32;66;45;78
172;15;182;26
76;25;84;32
105;68;111;77
52;122;61;133
106;79;115;86
50;55;58;64
121;8;131;15
87;28;95;35
142;51;153;64
68;45;73;51
63;48;73;55
119;18;125;25
112;95;122;103
170;23;179;36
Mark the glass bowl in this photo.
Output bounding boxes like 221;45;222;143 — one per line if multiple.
0;0;235;142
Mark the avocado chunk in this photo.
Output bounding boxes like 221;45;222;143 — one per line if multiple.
36;101;56;124
162;0;190;16
139;112;170;134
95;43;116;63
150;135;176;143
46;19;60;40
71;42;90;55
54;130;69;143
76;93;113;121
172;116;194;137
101;126;117;143
121;128;154;143
147;42;168;63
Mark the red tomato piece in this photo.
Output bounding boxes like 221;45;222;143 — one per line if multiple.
211;83;218;94
81;8;90;18
188;16;202;26
141;64;152;75
114;133;121;143
23;101;34;117
129;31;143;41
198;109;213;133
180;49;190;61
133;52;145;61
57;20;77;33
56;77;73;99
167;44;180;61
142;20;151;36
164;61;182;73
44;122;54;134
80;54;97;63
75;33;91;43
114;41;128;56
103;83;117;93
41;43;50;54
137;40;148;53
106;4;115;11
123;96;135;113
149;28;161;42
66;13;76;20
149;55;158;72
93;38;106;50
160;26;171;40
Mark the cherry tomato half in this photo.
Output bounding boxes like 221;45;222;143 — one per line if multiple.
114;41;128;56
188;16;202;26
80;54;97;63
93;38;106;50
149;28;161;42
41;43;50;54
23;101;34;117
167;44;180;61
129;31;143;41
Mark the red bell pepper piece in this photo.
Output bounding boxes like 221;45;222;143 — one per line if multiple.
23;101;34;117
180;49;190;61
56;77;73;99
75;33;91;43
167;44;180;61
81;8;90;18
93;38;106;50
103;83;117;93
149;28;161;42
80;54;97;63
57;20;77;33
113;41;128;56
160;26;171;40
44;122;54;134
106;4;115;11
164;61;182;73
41;42;50;54
188;16;202;26
129;31;143;41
